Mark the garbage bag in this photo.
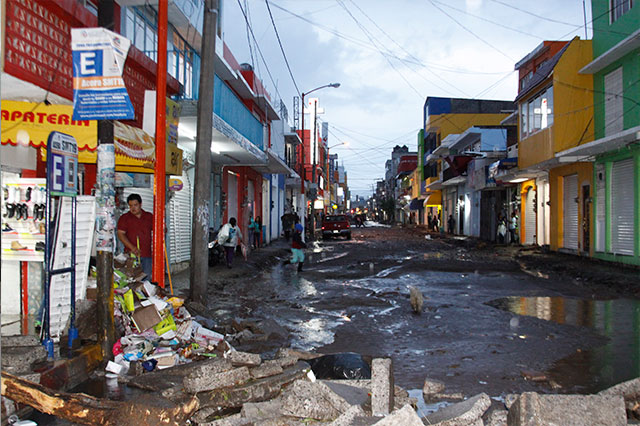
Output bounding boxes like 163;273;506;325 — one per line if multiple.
308;352;371;380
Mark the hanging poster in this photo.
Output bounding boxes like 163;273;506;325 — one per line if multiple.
71;28;134;120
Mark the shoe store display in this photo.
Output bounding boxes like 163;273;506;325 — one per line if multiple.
5;204;16;218
10;241;27;250
35;241;45;252
2;223;15;232
25;186;32;201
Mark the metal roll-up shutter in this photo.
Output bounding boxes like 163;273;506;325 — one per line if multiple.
168;172;193;263
563;174;579;250
123;186;154;213
604;67;623;137
611;158;634;255
595;164;606;252
524;187;536;245
227;173;238;222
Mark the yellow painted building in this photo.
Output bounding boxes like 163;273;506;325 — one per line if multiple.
514;37;594;252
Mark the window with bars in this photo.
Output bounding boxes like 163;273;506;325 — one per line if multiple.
610;0;633;23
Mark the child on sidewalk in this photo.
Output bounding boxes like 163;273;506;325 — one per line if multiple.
291;223;307;272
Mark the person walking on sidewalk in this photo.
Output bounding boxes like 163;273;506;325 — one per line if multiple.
117;193;154;279
248;216;261;249
291;223;307;272
218;217;243;268
509;211;519;244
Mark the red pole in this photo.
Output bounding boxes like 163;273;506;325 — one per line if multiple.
153;0;168;287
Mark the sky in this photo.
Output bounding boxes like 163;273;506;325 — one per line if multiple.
220;0;593;198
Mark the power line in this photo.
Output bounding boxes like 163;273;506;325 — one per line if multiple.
336;0;424;99
426;0;515;62
346;0;468;96
264;0;301;97
235;0;285;105
488;0;583;28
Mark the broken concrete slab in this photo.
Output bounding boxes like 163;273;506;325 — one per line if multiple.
371;358;394;416
128;357;232;392
196;361;310;415
193;412;252;426
241;399;283;422
599;376;640;418
250;360;284;379
507;392;626;426
279;379;353;421
1;345;48;373
270;355;298;369
184;366;250;393
329;404;367;426
424;392;491;426
227;350;262;366
423;377;446;401
504;393;519;409
322;380;370;407
485;408;508;426
1;335;41;347
321;379;415;412
372;404;423;426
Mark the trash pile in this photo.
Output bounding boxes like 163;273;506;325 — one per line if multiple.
107;254;229;377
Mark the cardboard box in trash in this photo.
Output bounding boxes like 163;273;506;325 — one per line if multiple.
131;305;163;332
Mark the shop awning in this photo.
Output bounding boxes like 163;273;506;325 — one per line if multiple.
442;175;467;186
424;191;442;206
555;125;640;160
252;148;296;175
1;100;97;152
409;198;423;210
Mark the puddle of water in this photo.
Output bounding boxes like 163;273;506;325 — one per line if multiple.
315;252;349;264
489;296;640;392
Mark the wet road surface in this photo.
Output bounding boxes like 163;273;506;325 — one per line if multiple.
208;225;640;399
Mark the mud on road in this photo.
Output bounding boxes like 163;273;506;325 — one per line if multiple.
194;225;640;400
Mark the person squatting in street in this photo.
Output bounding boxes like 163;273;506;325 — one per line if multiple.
117;193;154;279
218;217;243;268
290;223;306;272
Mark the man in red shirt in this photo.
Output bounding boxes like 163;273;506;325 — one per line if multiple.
117;193;154;279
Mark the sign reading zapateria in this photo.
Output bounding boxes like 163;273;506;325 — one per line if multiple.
71;28;134;120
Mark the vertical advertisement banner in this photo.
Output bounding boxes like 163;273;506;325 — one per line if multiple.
71;28;134;120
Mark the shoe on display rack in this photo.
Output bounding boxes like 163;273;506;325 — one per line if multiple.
11;241;27;250
35;241;45;252
2;223;15;232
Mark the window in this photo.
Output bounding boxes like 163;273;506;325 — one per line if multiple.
519;86;554;138
520;71;533;91
611;0;633;22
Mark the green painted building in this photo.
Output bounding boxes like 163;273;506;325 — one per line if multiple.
556;0;640;265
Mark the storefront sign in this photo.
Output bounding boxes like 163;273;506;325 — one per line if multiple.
1;101;96;154
169;178;183;191
47;132;78;196
71;28;134;120
166;143;183;176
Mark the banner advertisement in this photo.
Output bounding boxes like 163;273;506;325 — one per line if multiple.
71;28;134;120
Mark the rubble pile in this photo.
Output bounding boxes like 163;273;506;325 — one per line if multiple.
107;254;231;377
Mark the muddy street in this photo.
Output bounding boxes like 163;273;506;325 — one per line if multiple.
203;225;640;399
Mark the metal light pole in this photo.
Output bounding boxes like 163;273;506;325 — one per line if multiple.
299;83;340;237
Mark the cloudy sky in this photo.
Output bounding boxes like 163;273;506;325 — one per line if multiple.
220;0;592;198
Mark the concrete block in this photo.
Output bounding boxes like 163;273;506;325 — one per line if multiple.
423;377;446;401
197;361;310;414
276;347;321;360
184;366;251;393
329;404;367;426
241;399;283;421
227;350;262;366
280;379;352;421
322;380;370;407
486;408;508;426
372;404;423;426
507;392;626;426
250;359;284;379
1;334;41;347
371;358;394;416
272;355;299;369
193;411;251;425
1;345;48;372
425;392;491;426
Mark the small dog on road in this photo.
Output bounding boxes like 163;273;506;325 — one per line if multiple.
409;285;423;314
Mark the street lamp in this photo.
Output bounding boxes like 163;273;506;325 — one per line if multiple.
300;83;340;237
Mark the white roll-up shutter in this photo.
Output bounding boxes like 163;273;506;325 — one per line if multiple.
611;158;634;255
595;164;606;252
525;187;536;245
604;67;623;137
227;173;238;221
168;172;193;263
123;185;154;213
563;174;579;250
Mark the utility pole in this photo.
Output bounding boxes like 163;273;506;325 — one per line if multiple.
96;0;116;359
190;0;217;303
